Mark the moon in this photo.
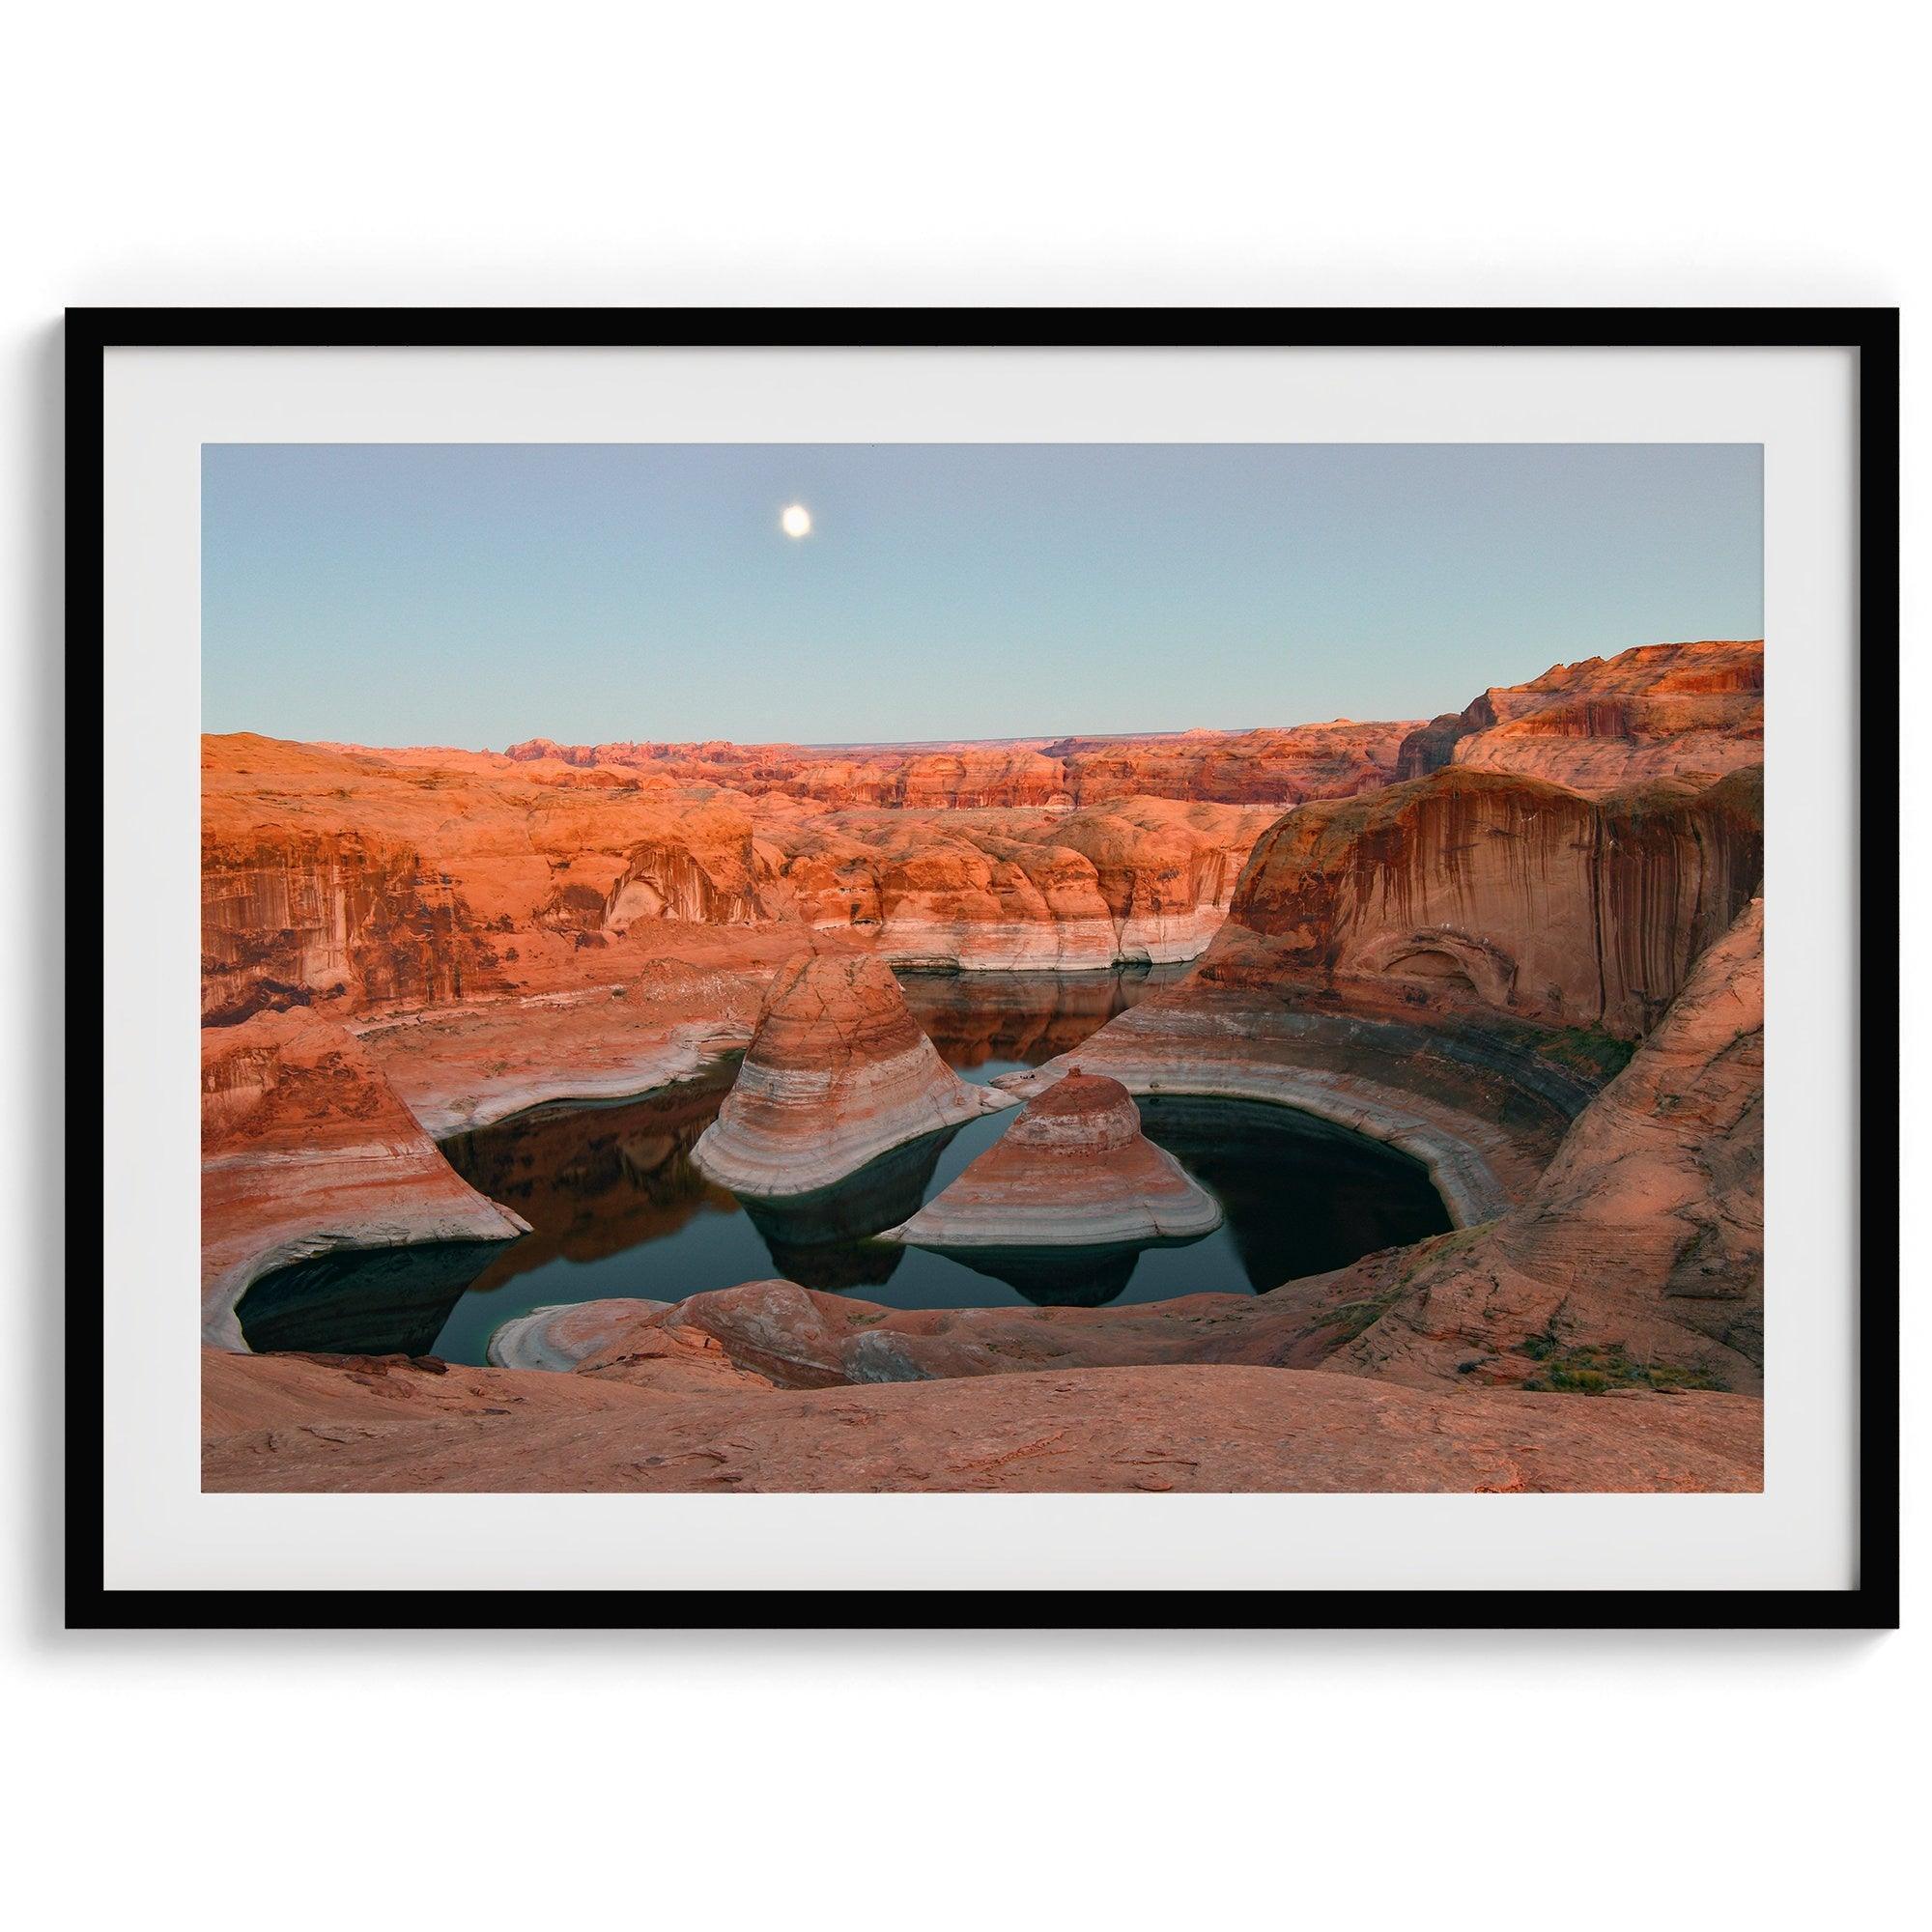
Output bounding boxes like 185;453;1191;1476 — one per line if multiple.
781;502;812;539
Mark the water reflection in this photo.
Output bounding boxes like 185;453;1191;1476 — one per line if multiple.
736;1127;960;1289
926;1241;1147;1307
1135;1094;1451;1287
440;1067;741;1291
897;964;1186;1072
236;1238;510;1356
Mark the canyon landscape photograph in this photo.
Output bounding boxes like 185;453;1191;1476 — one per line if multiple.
198;440;1766;1494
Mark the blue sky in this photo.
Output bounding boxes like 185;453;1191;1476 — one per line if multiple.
202;442;1761;748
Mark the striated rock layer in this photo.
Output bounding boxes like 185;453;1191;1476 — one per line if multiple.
690;952;1016;1196
880;1072;1222;1249
1208;763;1762;1037
357;958;763;1139
1395;639;1762;794
200;1009;527;1350
992;991;1593;1228
203;734;1289;1029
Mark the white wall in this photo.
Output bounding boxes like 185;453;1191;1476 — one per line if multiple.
3;5;1917;1928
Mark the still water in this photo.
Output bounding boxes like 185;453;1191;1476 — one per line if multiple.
236;968;1450;1363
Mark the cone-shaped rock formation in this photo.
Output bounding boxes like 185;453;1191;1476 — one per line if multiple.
881;1071;1222;1248
690;952;1015;1196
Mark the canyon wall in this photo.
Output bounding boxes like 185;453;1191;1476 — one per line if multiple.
1395;639;1763;794
1285;895;1767;1394
202;734;1284;1024
204;648;1760;1029
1204;763;1762;1037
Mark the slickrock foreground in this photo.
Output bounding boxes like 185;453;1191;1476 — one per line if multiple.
691;952;1015;1195
201;1350;1761;1492
880;1072;1222;1248
200;1009;527;1350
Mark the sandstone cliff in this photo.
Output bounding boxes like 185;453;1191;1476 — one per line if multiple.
1285;895;1765;1394
1206;763;1762;1037
1394;639;1763;793
202;734;1280;1025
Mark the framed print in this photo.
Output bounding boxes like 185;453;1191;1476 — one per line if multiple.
70;306;1898;1627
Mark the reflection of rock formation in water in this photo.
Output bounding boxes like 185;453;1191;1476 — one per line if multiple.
928;1243;1146;1307
236;1238;506;1355
736;1127;959;1291
1135;1094;1450;1291
692;953;1015;1196
440;1072;736;1292
883;1073;1221;1248
895;965;1184;1071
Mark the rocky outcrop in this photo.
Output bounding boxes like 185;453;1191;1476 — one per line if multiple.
1394;639;1762;794
201;1009;528;1350
201;1348;1763;1492
357;959;764;1139
486;1297;671;1370
774;798;1276;970
880;1072;1222;1249
1298;896;1766;1395
1209;763;1762;1037
483;1300;771;1394
690;953;1016;1196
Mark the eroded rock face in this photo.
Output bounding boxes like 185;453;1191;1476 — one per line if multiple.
1287;897;1766;1394
201;1009;527;1350
486;1297;672;1371
357;960;763;1139
690;953;1016;1196
1209;764;1762;1037
202;735;1285;1026
1394;639;1763;794
880;1072;1222;1249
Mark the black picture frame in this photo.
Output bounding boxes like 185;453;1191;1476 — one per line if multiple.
66;305;1900;1632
